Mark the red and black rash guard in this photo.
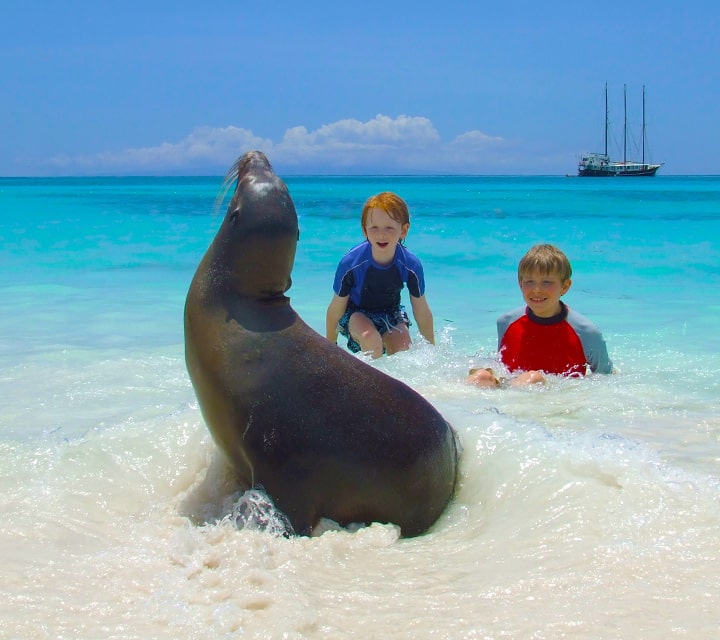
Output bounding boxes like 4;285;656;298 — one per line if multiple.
497;302;613;376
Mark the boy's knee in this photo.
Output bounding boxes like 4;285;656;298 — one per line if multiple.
354;328;382;355
384;330;411;355
466;367;500;387
358;328;381;346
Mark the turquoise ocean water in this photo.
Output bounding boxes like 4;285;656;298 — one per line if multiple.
1;174;719;638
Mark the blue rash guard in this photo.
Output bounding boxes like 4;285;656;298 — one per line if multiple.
496;302;613;376
332;241;426;310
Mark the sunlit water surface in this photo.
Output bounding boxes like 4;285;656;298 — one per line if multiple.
1;175;719;639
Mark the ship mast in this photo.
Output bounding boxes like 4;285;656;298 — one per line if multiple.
623;84;627;165
642;85;646;165
604;82;608;157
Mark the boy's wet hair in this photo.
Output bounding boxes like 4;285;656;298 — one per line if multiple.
517;244;572;281
361;192;410;230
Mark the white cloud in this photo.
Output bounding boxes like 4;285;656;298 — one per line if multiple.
275;115;444;168
46;115;522;174
280;114;440;148
450;130;509;149
48;126;272;173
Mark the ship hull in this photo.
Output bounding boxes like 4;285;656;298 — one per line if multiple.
579;165;660;177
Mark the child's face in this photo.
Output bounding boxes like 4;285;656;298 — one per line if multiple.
519;270;572;318
363;207;409;264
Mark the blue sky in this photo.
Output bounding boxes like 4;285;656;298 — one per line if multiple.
2;0;718;176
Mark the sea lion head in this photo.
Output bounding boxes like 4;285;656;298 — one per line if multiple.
213;150;299;299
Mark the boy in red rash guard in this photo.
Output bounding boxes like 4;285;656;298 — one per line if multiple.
468;244;613;387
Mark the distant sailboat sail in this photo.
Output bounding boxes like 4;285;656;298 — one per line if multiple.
578;84;663;177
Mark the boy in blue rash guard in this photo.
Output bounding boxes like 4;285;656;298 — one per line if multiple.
326;192;435;359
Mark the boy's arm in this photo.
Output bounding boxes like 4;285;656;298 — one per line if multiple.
587;336;614;374
410;295;435;345
566;308;614;374
326;294;349;343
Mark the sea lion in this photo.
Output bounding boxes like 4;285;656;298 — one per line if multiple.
184;150;459;537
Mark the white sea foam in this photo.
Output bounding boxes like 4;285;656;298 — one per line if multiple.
1;338;719;639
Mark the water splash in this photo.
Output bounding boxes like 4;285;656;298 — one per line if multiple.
231;487;295;537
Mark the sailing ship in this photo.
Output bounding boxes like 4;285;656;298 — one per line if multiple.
578;84;663;177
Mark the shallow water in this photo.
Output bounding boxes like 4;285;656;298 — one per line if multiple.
1;175;719;638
